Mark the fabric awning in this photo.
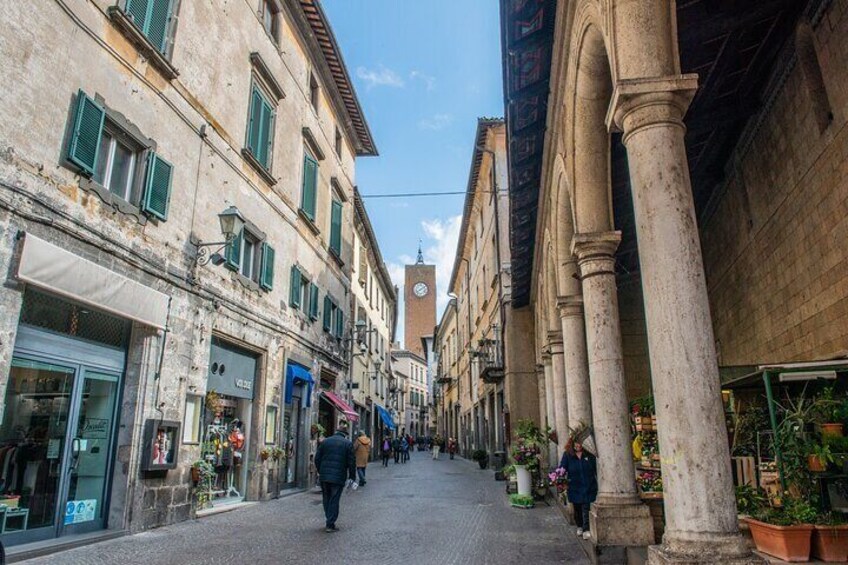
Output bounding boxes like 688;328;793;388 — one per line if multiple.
17;233;169;330
286;362;314;406
376;405;395;431
322;391;359;422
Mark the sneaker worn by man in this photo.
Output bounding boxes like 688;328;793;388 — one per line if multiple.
325;526;339;533
576;528;583;536
582;531;591;540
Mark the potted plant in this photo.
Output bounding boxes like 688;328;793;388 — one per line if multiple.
271;446;285;462
745;498;816;562
472;449;489;469
260;447;270;462
310;423;325;438
509;493;535;509
205;389;223;415
812;512;848;563
510;440;541;496
735;484;767;517
814;386;845;438
807;442;835;472
190;460;216;510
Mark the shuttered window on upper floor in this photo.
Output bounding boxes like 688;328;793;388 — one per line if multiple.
301;153;318;222
124;0;175;55
329;198;342;257
66;90;172;221
245;84;275;172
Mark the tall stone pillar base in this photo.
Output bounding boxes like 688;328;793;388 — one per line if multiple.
648;533;764;564
590;502;654;547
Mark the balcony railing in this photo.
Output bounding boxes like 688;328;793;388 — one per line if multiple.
474;334;504;383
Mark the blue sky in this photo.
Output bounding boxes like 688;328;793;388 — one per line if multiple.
322;0;504;346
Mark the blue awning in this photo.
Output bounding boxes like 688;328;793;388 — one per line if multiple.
376;405;395;431
286;362;314;406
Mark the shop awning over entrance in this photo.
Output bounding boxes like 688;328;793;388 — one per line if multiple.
286;362;314;407
17;232;170;329
376;405;395;431
321;391;359;422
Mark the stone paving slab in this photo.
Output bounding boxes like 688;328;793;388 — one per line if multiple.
22;453;588;564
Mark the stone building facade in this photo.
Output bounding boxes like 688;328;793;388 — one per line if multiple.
433;119;537;458
501;0;844;562
0;0;375;548
393;351;429;437
350;188;396;448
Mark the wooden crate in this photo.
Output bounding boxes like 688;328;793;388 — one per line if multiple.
732;456;756;487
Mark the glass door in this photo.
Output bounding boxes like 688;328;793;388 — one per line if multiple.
283;391;302;488
0;358;76;545
61;369;120;536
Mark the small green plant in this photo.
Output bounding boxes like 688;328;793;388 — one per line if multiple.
754;498;817;526
191;460;216;509
808;442;836;467
816;512;848;526
471;449;488;462
735;484;767;515
509;493;535;508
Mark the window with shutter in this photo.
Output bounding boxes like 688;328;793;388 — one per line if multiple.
246;85;274;171
335;309;344;338
329;199;342;256
289;266;302;308
323;295;332;331
309;284;319;320
142;153;173;220
225;230;243;271
301;154;318;221
125;0;173;54
67;90;105;177
260;243;275;290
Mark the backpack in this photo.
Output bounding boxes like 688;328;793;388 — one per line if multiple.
382;439;390;452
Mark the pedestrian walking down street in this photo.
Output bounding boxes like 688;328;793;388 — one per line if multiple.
314;422;356;533
381;435;392;467
560;438;598;540
400;436;409;464
405;433;414;461
431;434;443;460
354;430;371;486
447;437;457;460
393;436;401;464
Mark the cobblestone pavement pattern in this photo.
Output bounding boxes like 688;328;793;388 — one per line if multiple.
23;453;587;565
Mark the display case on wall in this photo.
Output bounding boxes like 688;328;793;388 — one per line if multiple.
140;419;181;471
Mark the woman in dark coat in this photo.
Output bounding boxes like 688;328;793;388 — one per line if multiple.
560;440;598;540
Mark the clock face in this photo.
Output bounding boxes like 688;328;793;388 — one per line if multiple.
413;282;429;298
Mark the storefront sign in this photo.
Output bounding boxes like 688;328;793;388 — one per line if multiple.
64;499;96;525
208;339;258;400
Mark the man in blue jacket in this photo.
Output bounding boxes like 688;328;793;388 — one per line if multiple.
314;422;356;532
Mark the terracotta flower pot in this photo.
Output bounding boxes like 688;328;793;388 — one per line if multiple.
745;518;813;562
190;466;200;483
821;423;844;438
812;525;848;562
808;454;827;473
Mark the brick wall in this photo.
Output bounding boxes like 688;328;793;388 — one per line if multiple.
701;1;848;366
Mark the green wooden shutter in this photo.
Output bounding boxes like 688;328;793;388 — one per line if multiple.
301;154;317;221
142;152;173;220
335;309;344;338
330;199;342;255
289;266;302;308
67;90;105;177
125;0;150;29
256;98;273;169
147;0;173;54
247;87;260;159
260;243;275;291
309;284;319;320
323;295;332;331
225;229;242;271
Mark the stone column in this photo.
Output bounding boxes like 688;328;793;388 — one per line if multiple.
558;292;593;430
572;232;653;548
541;351;557;466
611;76;756;564
548;331;569;453
536;364;547;427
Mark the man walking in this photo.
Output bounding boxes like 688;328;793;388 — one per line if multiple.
314;422;356;532
353;431;371;486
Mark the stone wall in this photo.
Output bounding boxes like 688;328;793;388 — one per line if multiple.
701;1;848;366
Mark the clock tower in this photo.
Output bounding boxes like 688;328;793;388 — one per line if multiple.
404;244;436;358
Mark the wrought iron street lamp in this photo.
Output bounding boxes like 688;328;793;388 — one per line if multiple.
195;206;246;266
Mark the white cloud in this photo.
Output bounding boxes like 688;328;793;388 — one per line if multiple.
356;65;405;89
421;215;462;319
418;113;453;131
409;70;436;91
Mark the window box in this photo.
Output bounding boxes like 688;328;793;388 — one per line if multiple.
107;5;179;81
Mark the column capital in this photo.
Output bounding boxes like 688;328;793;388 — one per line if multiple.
540;349;552;363
571;231;621;279
557;294;584;318
606;75;699;143
547;331;564;353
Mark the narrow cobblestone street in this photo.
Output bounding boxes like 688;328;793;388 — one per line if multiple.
23;453;586;565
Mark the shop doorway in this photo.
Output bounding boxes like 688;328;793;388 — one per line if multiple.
0;324;126;546
204;338;257;507
282;386;303;489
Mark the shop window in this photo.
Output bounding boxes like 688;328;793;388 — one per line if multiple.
66;90;173;221
183;395;203;444
265;406;278;444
